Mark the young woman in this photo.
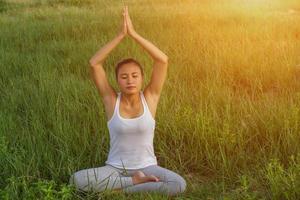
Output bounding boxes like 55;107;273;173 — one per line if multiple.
69;6;186;196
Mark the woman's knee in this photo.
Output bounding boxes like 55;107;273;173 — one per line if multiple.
144;166;187;196
69;170;92;192
167;175;187;196
69;168;120;192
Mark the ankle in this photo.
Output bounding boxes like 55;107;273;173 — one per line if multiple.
132;176;138;185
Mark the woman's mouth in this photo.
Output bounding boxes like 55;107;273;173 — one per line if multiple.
127;86;136;89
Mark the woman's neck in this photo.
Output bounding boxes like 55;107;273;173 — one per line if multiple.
121;91;140;106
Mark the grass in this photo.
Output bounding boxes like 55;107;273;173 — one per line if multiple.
0;0;300;199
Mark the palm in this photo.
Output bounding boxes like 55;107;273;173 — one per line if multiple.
124;6;136;36
120;7;128;36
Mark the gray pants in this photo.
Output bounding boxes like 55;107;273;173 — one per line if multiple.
69;164;187;196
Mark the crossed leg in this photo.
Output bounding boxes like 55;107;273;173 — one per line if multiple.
69;165;134;192
69;164;187;196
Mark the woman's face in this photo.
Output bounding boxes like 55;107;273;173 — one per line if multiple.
117;63;143;94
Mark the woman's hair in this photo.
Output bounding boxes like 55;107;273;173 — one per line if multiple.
115;58;144;79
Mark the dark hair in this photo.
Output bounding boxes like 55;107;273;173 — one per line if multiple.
115;58;144;79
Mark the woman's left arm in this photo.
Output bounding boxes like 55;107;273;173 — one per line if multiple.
125;6;168;97
131;31;168;64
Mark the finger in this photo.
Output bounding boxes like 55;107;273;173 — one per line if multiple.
126;8;129;18
123;12;127;27
123;13;127;26
123;10;127;20
126;7;130;18
124;7;128;19
123;11;125;22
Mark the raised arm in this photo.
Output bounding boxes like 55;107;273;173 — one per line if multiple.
124;6;168;99
89;7;127;99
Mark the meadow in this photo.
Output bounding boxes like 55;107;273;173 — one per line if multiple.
0;0;300;199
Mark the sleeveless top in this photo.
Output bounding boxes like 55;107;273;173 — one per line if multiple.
105;90;158;169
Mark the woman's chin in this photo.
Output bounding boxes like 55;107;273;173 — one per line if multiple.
124;88;138;94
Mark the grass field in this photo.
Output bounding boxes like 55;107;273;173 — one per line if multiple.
1;0;300;199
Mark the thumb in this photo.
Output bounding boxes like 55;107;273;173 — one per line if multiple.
123;12;126;22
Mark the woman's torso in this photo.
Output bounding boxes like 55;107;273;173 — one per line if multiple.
105;90;158;169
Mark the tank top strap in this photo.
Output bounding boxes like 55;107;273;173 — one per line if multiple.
116;92;121;111
140;91;151;115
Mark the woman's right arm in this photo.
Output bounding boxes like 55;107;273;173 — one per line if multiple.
89;7;127;98
89;33;125;67
89;33;125;98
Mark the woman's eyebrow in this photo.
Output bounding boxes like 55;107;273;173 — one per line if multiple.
120;72;138;76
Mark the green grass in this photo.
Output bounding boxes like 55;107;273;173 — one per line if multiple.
1;0;300;199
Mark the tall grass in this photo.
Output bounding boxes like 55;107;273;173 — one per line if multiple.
1;0;300;199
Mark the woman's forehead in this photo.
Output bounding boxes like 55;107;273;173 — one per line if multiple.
119;64;141;73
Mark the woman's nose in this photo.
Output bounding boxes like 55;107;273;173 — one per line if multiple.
127;77;133;83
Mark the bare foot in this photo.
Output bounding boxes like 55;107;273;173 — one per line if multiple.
132;170;160;185
112;171;159;192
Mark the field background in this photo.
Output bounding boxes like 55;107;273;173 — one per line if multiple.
1;0;300;199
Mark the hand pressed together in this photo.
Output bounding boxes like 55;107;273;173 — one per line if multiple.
119;5;137;38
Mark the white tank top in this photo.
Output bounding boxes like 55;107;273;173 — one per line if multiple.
105;90;158;169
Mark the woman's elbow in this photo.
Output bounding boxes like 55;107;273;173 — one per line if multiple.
158;56;168;64
163;56;168;64
89;61;103;69
89;59;97;68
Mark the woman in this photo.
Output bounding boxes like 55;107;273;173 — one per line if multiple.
69;6;186;196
